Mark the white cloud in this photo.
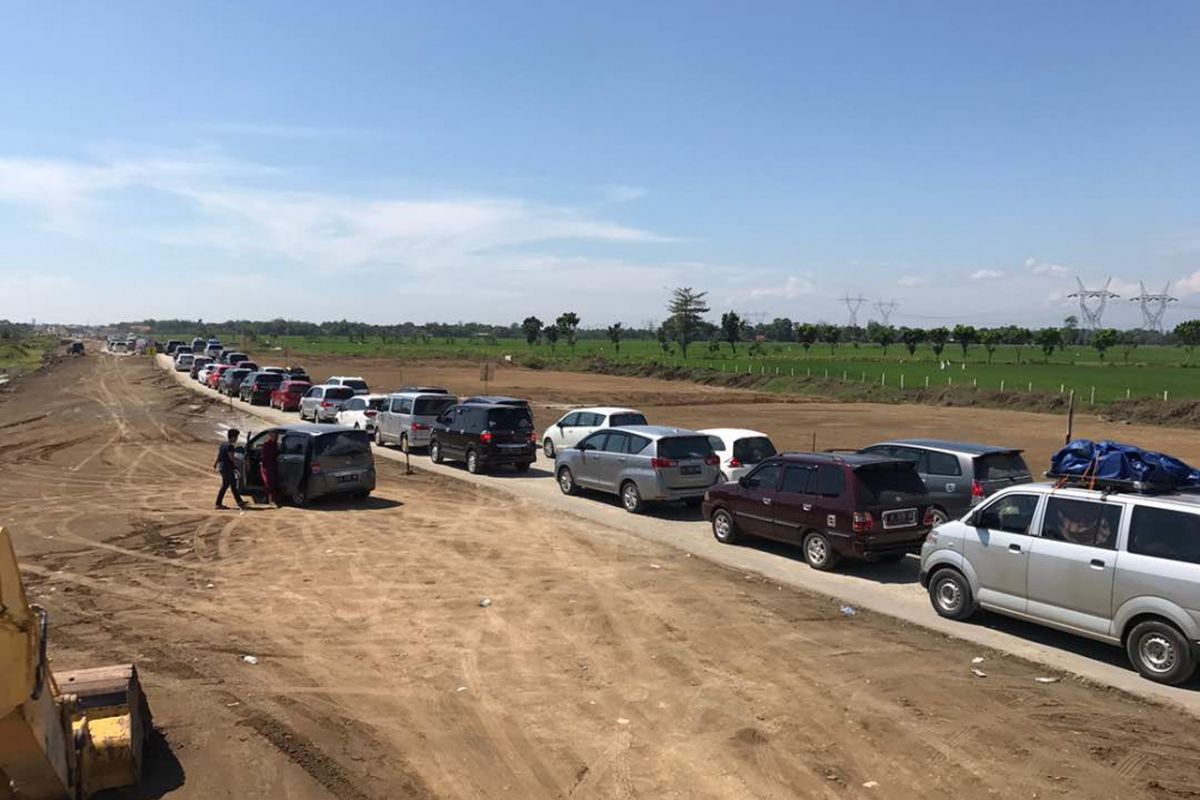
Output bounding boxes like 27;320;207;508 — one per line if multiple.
598;184;647;203
897;275;926;287
1025;257;1069;277
1173;271;1200;296
970;269;1004;280
748;275;816;299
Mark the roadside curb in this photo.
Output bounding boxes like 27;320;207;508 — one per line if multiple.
153;354;1200;717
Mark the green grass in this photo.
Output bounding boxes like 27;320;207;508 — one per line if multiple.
0;335;57;376
157;333;1200;405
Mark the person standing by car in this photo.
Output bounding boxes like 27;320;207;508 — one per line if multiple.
260;430;281;506
214;429;246;510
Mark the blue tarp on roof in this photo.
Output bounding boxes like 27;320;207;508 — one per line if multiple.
1050;440;1200;489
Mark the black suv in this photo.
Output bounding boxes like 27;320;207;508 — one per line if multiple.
238;371;284;405
702;452;934;570
429;402;536;474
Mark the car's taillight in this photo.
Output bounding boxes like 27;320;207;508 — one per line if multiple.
923;508;937;526
970;480;986;505
529;431;539;444
704;454;720;466
365;410;377;417
852;511;874;533
311;461;322;474
650;458;676;469
728;457;742;468
411;423;428;431
480;431;494;445
321;401;333;408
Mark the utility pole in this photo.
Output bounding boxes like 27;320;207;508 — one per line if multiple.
1067;277;1119;330
873;299;898;326
1129;281;1177;333
840;294;867;328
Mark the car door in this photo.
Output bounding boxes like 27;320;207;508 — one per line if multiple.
304;387;322;418
769;464;817;544
277;433;309;498
592;431;630;492
554;413;581;449
728;462;783;538
1026;496;1122;636
574;431;611;489
341;397;364;426
572;412;602;446
917;449;967;518
962;492;1042;614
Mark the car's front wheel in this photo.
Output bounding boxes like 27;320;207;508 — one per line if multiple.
928;568;974;620
802;532;841;571
929;508;950;526
1126;619;1196;685
711;508;739;544
558;467;577;495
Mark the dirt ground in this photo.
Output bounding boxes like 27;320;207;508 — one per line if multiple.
3;354;1200;798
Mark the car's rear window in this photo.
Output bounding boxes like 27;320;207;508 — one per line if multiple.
343;379;369;391
486;407;534;430
315;430;372;458
255;374;283;385
733;436;777;465
657;435;713;460
609;412;648;427
325;387;355;401
975;452;1031;481
1128;506;1200;565
366;398;386;410
286;383;311;393
228;370;250;380
414;397;457;416
855;464;929;504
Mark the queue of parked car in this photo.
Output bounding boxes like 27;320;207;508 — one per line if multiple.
164;344;1200;687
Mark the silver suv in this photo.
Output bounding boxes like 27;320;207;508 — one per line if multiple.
299;385;356;423
375;392;458;451
554;425;720;513
921;483;1200;685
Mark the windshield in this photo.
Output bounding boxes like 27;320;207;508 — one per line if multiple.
414;397;457;416
487;407;534;430
315;430;372;458
325;387;355;401
975;452;1031;481
366;398;386;410
609;412;648;427
343;379;369;391
855;464;929;504
657;436;714;460
733;436;777;464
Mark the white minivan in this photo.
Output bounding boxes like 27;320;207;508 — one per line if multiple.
541;407;647;459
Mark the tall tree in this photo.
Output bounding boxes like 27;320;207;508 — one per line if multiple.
899;326;925;357
794;322;818;357
521;316;542;347
952;324;977;360
543;324;559;354
1035;327;1062;363
556;312;580;356
927;327;950;358
720;311;743;354
1174;320;1200;363
667;288;710;358
820;323;841;355
765;316;795;341
606;322;623;355
1119;330;1139;364
871;325;896;356
656;322;673;354
1062;315;1080;346
1008;326;1033;364
1092;328;1118;362
979;328;1002;364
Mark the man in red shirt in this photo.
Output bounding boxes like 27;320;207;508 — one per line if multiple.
260;431;281;506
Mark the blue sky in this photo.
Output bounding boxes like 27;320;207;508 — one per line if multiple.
1;1;1198;327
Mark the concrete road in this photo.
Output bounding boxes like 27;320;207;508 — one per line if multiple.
160;355;1200;716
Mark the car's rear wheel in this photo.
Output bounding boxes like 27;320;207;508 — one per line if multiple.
291;490;308;507
375;427;384;446
544;439;556;459
620;481;644;514
430;440;443;464
466;449;482;474
711;508;739;544
802;532;841;571
557;467;577;495
1126;619;1195;685
928;568;974;620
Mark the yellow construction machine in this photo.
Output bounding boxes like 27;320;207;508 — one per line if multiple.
0;527;149;799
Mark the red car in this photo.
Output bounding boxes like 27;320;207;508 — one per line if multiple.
271;380;312;412
207;364;231;389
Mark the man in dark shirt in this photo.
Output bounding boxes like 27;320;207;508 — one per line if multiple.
214;428;246;510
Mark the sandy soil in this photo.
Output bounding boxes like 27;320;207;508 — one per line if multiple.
2;354;1200;798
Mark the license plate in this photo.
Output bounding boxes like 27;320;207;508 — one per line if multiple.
499;444;526;450
883;508;917;528
337;474;359;483
680;465;701;475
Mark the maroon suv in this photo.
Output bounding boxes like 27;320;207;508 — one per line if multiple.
702;452;934;570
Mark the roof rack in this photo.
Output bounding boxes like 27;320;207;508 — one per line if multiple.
1045;471;1200;496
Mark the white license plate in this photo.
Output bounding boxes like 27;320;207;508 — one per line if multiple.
883;508;917;529
337;474;359;483
680;465;701;475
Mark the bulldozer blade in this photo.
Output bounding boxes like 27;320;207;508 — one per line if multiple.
59;665;149;798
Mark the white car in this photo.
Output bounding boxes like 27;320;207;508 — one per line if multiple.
174;352;195;371
541;406;648;459
700;428;778;482
325;376;370;395
335;394;388;431
196;364;216;384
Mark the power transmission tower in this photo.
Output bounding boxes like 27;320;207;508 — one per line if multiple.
1067;277;1119;330
840;294;867;328
873;299;898;326
1129;281;1177;332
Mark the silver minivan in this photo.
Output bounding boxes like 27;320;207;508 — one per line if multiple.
554;425;720;513
375;391;458;451
921;483;1200;685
